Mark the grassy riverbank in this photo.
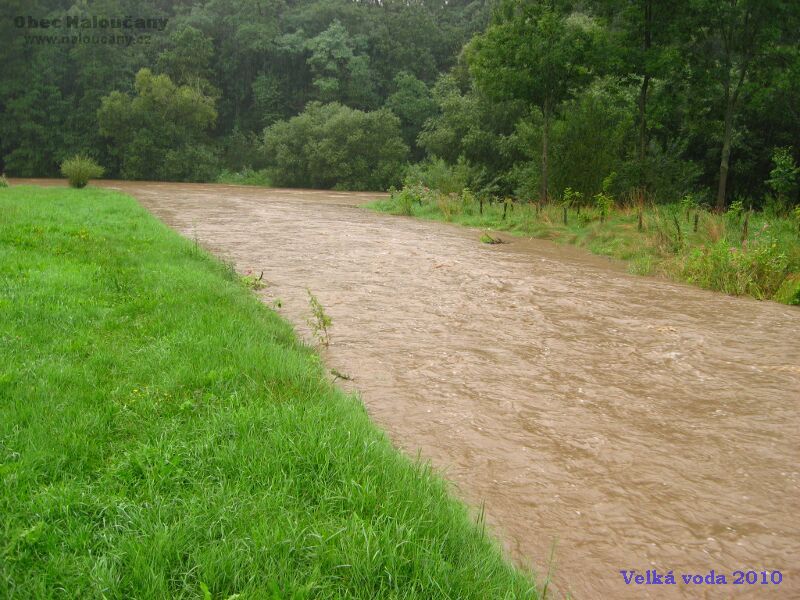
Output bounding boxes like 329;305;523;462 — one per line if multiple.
370;186;800;305
0;186;536;598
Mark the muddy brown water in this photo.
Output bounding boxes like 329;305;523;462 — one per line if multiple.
15;180;800;598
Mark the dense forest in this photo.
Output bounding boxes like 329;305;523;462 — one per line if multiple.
1;0;799;208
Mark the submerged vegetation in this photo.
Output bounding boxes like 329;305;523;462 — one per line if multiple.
0;185;537;598
307;289;333;348
371;184;800;305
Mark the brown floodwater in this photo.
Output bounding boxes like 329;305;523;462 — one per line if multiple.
17;180;800;598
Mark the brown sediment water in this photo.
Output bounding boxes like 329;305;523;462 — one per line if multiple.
16;180;800;598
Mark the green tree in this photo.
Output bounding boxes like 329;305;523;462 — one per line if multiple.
417;75;523;182
157;26;215;88
467;3;595;201
97;69;218;181
685;0;786;210
262;102;408;190
385;72;436;160
551;77;636;200
306;20;377;109
766;147;799;207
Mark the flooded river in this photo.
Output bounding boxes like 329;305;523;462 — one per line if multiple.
21;180;800;598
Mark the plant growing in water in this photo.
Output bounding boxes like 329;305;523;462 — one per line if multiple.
240;270;266;290
306;289;332;347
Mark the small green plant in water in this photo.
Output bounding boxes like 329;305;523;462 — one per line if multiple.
480;231;502;244
60;155;104;188
240;270;265;290
330;368;353;381
306;289;332;347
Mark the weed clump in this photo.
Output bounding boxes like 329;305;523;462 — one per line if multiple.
480;232;503;244
240;270;266;290
307;289;332;347
60;155;104;188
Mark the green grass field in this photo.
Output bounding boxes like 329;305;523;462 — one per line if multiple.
370;187;800;305
0;186;537;599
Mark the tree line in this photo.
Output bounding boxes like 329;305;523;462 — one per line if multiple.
1;0;798;208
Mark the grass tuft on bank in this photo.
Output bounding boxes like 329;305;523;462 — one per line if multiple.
0;186;536;598
370;186;800;305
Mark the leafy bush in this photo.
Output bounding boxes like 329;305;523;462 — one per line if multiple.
263;102;408;191
678;236;790;299
217;168;271;186
593;172;616;223
460;188;477;215
551;77;635;201
594;192;613;223
60;155;104;188
773;273;800;305
389;186;419;216
0;174;9;188
163;144;220;183
562;187;583;208
726;199;745;222
403;156;478;195
437;193;462;221
679;193;698;218
240;270;266;290
766;147;799;209
221;128;267;171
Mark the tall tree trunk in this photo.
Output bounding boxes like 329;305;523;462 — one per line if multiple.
716;101;734;212
637;0;652;185
540;98;550;203
714;5;756;212
638;76;650;174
